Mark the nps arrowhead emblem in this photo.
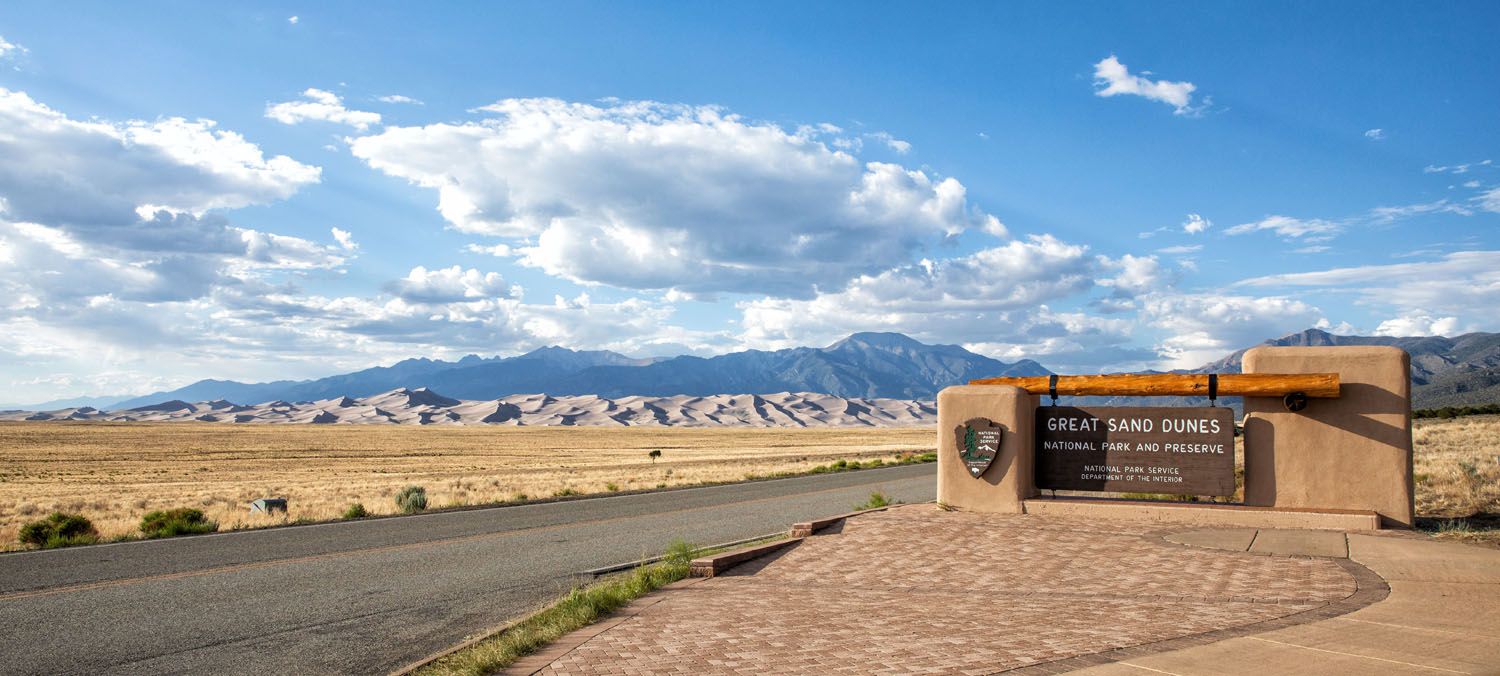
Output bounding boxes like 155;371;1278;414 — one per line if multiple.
955;417;1003;478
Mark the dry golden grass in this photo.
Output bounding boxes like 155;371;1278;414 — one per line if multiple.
1412;414;1500;547
0;422;933;549
1413;414;1500;518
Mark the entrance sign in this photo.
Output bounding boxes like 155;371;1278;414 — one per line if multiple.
954;417;1003;478
1035;406;1235;496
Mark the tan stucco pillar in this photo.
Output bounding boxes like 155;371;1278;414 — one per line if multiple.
1242;346;1415;527
937;385;1038;512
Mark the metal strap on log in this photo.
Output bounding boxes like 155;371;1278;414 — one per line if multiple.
968;373;1339;398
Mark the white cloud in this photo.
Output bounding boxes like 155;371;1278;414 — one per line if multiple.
1367;199;1471;223
377;94;424;105
1141;293;1327;369
1102;254;1167;297
287;15;299;25
386;265;515;303
1092;55;1201;116
0;34;25;59
1479;187;1500;213
1226;215;1341;241
0;88;320;227
1156;244;1202;255
736;234;1112;353
866;131;912;154
266;88;381;131
330;227;357;251
1237;251;1500;317
1363;128;1385;140
465;242;514;257
1424;159;1491;175
1374;313;1460;337
350;98;1001;297
1182;213;1210;234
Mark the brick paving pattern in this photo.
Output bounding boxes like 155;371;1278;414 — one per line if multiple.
527;506;1359;675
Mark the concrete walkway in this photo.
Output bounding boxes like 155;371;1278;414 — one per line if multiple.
505;505;1500;675
1073;531;1500;675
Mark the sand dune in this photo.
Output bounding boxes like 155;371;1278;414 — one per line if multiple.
0;388;936;427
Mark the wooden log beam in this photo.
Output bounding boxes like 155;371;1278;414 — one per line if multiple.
967;373;1340;398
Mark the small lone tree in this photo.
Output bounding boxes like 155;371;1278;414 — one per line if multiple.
649;449;662;464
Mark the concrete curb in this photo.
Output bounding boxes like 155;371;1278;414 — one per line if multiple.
578;531;782;577
789;505;891;537
688;537;803;577
689;504;896;577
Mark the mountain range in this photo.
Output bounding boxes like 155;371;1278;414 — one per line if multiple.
6;329;1499;413
77;332;1044;410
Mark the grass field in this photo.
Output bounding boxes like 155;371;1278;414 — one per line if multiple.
0;423;934;549
2;414;1496;551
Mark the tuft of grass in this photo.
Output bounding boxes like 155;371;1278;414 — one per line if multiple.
854;491;894;511
1417;515;1500;549
604;482;620;492
418;539;700;676
553;487;579;498
395;485;428;514
139;507;218;539
18;512;100;549
342;503;368;519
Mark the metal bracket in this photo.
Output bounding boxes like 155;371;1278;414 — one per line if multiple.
1283;391;1309;412
1048;374;1059;406
1207;373;1218;407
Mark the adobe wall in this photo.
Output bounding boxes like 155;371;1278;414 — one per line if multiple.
1242;346;1415;527
936;385;1037;512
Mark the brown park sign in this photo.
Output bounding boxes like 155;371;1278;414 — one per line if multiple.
1035;406;1235;496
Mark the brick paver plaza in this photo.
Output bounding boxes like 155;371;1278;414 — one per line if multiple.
522;506;1373;674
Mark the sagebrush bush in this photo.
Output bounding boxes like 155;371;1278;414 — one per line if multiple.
394;485;428;514
342;503;368;519
139;507;218;539
19;512;99;549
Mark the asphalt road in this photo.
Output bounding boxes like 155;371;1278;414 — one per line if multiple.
0;464;936;675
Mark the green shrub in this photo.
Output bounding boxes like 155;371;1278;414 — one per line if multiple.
854;491;893;511
394;485;428;513
342;503;368;519
19;512;100;549
1414;403;1500;419
553;486;579;497
605;482;620;492
139;507;218;539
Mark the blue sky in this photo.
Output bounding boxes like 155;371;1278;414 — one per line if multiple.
0;2;1497;402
